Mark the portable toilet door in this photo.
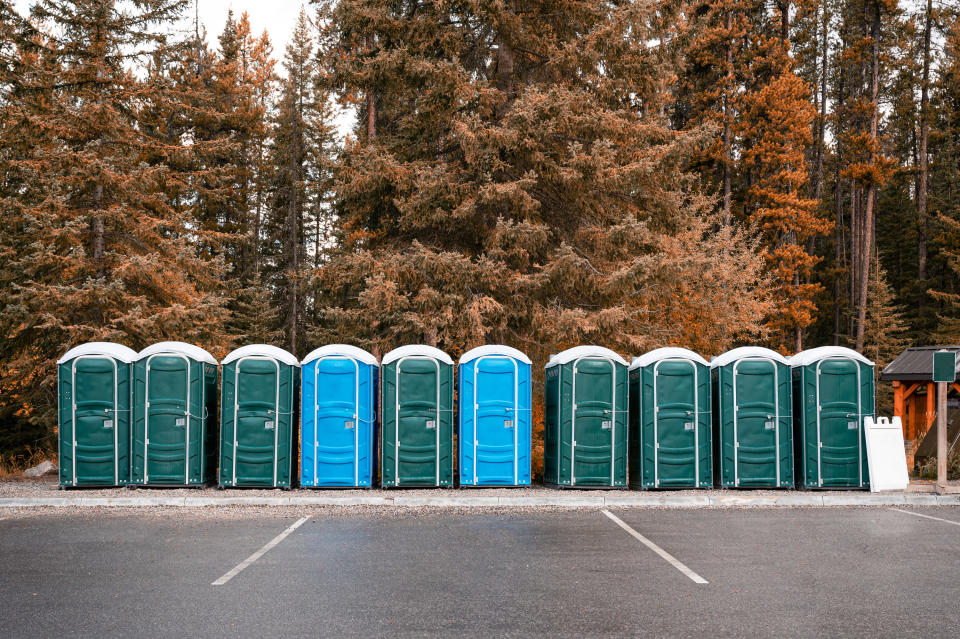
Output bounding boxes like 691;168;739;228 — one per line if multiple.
380;345;454;487
711;347;793;488
458;345;532;486
57;342;137;487
219;345;298;488
300;344;378;487
791;346;874;489
544;346;628;488
132;342;218;486
629;347;712;489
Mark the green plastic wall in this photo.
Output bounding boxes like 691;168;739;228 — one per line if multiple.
629;360;712;489
544;358;627;487
219;358;297;487
58;356;132;487
380;357;454;487
792;359;874;489
712;359;793;488
132;356;217;486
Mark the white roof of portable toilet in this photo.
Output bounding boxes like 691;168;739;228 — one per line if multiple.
222;344;299;367
629;347;710;370
137;341;218;365
301;344;379;366
458;345;532;365
382;345;454;366
545;346;628;368
710;346;790;368
57;342;138;364
791;346;873;367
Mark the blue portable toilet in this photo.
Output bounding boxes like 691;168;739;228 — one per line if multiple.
300;344;379;487
458;345;533;486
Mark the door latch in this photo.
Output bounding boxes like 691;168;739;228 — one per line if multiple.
264;420;275;430
344;420;355;429
425;420;436;430
103;419;113;429
504;419;514;428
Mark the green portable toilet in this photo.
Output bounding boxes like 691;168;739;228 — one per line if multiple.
57;342;138;487
629;347;711;489
132;342;218;486
544;346;628;488
219;345;299;488
380;345;454;487
791;346;874;489
711;347;793;488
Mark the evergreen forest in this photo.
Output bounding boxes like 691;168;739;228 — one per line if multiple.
1;0;958;465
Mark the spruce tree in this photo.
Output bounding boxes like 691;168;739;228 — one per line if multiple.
315;0;771;364
0;0;230;448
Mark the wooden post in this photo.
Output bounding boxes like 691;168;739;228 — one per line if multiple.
937;381;948;494
926;382;937;434
893;381;905;433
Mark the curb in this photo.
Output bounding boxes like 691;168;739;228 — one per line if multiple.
1;492;957;509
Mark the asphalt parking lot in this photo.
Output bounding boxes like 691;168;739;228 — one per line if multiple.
1;506;959;638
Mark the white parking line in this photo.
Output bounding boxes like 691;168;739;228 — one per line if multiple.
890;508;960;527
212;517;309;586
601;509;708;584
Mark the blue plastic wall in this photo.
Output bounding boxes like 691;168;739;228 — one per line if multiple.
301;357;378;487
458;355;532;486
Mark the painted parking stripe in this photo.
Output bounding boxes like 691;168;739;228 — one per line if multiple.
890;508;960;527
601;510;708;584
212;517;309;586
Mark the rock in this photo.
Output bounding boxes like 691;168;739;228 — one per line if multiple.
23;460;58;478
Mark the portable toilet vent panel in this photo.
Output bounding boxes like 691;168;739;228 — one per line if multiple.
458;345;532;486
544;346;628;488
301;344;378;487
219;345;298;488
629;348;712;489
381;345;454;487
792;346;874;489
57;342;137;487
711;347;793;488
132;342;218;486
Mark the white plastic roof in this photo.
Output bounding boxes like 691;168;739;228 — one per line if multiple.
458;345;532;365
545;346;628;368
301;344;379;366
58;342;138;364
137;341;218;365
710;346;790;368
382;345;454;366
222;344;299;367
791;346;874;367
629;347;710;370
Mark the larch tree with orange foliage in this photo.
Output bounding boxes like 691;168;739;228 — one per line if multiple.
738;2;830;352
0;1;231;443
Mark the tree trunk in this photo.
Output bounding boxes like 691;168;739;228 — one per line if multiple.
92;183;104;270
856;0;882;352
287;113;300;356
917;0;932;300
721;9;734;225
813;1;828;201
496;0;516;101
366;35;376;143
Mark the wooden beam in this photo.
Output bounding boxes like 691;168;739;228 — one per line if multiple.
901;383;921;401
952;382;960;395
894;383;905;436
926;382;937;432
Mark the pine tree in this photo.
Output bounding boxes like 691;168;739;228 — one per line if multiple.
737;2;829;352
315;0;772;366
266;8;333;356
0;0;230;450
863;258;909;415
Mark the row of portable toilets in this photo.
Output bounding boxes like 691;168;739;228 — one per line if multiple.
57;341;876;490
